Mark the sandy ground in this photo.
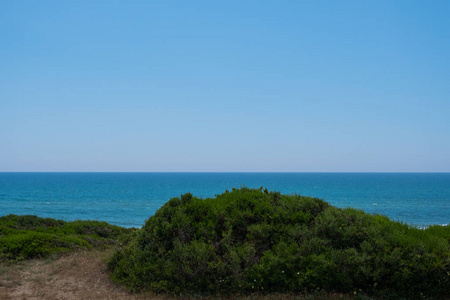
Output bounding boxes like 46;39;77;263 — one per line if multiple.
0;249;164;300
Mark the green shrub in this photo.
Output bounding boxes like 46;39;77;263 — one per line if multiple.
0;214;133;261
0;231;89;261
107;187;450;298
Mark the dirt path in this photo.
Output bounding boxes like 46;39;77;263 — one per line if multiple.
0;249;163;300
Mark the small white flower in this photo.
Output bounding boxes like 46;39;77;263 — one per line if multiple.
281;270;284;273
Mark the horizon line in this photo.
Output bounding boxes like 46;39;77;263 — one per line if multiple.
1;171;449;174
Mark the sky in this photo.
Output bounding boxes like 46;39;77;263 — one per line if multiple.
1;0;449;172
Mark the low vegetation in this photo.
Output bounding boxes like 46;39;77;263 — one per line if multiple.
1;188;449;299
0;214;132;262
108;187;450;299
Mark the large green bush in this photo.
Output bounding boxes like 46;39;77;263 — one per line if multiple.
108;187;450;299
0;214;132;261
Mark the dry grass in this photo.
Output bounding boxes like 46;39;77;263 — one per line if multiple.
0;249;358;300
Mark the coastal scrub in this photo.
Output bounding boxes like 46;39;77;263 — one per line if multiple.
108;187;450;299
0;214;132;261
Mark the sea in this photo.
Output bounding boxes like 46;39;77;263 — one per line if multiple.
0;173;449;228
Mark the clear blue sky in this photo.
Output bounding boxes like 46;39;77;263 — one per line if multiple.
1;0;449;172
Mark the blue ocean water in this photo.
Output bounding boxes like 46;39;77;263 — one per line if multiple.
0;173;449;228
